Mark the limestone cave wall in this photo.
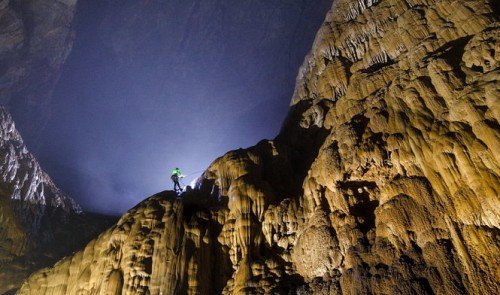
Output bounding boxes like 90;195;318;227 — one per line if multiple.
0;0;77;139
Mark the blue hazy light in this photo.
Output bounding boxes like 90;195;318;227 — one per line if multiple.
30;0;332;215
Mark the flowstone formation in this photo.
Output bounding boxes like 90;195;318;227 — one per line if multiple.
16;0;500;294
0;107;115;294
278;0;500;293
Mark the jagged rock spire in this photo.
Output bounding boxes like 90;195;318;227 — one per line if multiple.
0;107;81;212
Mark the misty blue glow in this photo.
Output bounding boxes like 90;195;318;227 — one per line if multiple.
26;0;331;215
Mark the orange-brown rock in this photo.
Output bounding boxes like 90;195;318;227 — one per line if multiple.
16;0;500;294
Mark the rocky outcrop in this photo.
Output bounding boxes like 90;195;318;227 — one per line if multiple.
0;0;77;139
278;0;500;292
16;0;500;294
0;107;81;211
0;107;115;294
15;192;226;294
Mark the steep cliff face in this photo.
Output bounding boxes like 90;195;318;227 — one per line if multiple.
0;107;114;294
0;0;77;140
0;108;80;211
16;0;500;294
277;0;500;293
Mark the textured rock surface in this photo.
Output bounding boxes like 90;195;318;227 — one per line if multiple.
16;0;500;294
0;0;77;139
279;0;500;292
16;193;227;295
0;107;115;294
0;107;81;211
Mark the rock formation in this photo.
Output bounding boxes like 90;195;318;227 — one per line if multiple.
0;107;115;294
15;0;500;294
0;0;77;139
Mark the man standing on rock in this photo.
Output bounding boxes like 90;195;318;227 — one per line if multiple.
171;167;184;192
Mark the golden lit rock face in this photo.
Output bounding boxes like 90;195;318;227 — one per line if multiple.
17;194;214;294
17;0;499;294
281;0;500;293
17;192;240;295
